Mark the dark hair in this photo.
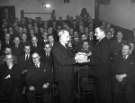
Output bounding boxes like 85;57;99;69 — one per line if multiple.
99;26;106;34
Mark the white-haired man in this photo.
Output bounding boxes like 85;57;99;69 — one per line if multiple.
52;29;75;103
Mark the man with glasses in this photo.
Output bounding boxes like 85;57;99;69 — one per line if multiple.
25;52;52;103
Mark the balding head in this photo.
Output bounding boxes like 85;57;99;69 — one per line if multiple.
32;52;40;64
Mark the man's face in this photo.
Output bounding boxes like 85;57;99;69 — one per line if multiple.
116;32;123;40
5;48;12;54
122;45;130;56
81;34;87;41
22;33;27;40
61;31;71;44
82;41;89;50
44;44;51;52
5;55;13;64
94;28;103;40
14;37;20;45
32;37;38;44
5;33;10;40
24;46;30;53
48;36;54;43
106;32;113;40
32;53;40;64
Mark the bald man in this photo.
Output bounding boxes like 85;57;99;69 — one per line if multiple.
25;52;52;103
52;30;75;103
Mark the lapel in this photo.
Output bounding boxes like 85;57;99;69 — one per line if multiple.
58;42;73;57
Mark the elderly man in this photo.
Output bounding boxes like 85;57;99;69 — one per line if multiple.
52;29;89;103
52;29;76;103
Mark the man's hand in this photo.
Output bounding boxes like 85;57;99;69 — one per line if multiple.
29;86;35;91
4;74;11;79
42;82;50;89
115;74;127;82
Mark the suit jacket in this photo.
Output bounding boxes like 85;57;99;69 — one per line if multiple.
25;62;52;90
41;50;53;72
0;63;23;88
30;42;43;55
0;63;24;103
52;42;75;80
91;37;112;76
110;39;124;56
18;53;32;69
112;54;135;83
11;44;23;60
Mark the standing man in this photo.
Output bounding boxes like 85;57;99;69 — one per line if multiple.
52;30;75;103
91;27;112;103
112;43;135;103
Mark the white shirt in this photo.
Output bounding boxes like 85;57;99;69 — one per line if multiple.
35;62;40;68
25;53;30;60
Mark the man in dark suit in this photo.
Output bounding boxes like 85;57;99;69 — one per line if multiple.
19;45;32;69
0;54;24;103
11;36;23;61
25;52;52;103
2;33;12;48
30;36;42;55
91;27;112;103
52;30;76;103
112;43;135;103
41;43;53;72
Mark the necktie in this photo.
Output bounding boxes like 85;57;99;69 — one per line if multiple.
35;63;40;68
25;54;27;60
35;64;38;68
25;54;29;60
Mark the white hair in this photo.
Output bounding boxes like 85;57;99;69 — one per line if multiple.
58;29;69;37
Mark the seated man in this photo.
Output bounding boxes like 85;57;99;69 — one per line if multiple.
25;52;52;103
41;43;53;72
0;54;24;103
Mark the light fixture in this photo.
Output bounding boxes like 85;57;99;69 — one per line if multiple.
42;3;51;8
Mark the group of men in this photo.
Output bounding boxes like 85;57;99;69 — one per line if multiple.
0;26;135;103
52;27;135;103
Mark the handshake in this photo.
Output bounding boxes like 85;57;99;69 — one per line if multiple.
75;52;90;63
